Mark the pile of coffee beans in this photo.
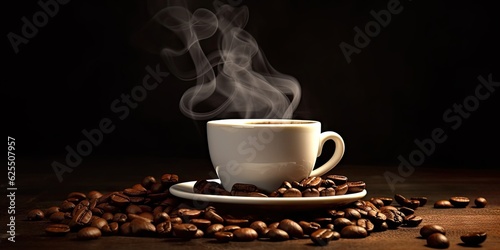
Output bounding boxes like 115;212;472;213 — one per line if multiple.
194;175;366;197
25;173;488;248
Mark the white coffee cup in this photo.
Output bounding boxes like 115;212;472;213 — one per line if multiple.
207;119;345;193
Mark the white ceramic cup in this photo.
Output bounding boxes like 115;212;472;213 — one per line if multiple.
207;119;345;193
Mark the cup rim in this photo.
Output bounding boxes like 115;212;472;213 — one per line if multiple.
207;119;319;127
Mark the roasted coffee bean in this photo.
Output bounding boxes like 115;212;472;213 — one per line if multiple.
214;231;233;242
329;210;345;219
300;176;322;188
376;222;389;231
68;192;87;200
299;221;321;235
280;181;293;189
449;196;470;208
380;207;404;229
120;222;132;236
91;218;108;230
310;228;336;246
101;212;113;222
190;218;211;231
49;212;66;223
283;188;302;197
131;183;147;192
113;213;128;224
427;233;449;249
156;221;172;236
128;214;153;223
173;223;198;238
44;206;60;217
344;208;361;220
474;197;488;208
150;182;165;193
27;209;44;221
322;179;336;188
356;218;374;232
398;206;415;216
369;198;385;208
420;225;446;238
410;196;428;206
72;200;90;217
333;218;354;230
87;190;103;199
314;217;333;227
206;224;224;237
222;225;241;232
340;225;368;238
60;201;76;212
302;188;320;197
367;210;387;225
178;209;202;221
377;197;393;206
325;174;347;185
320;187;336;196
403;214;423;227
434;200;454;208
125;204;143;215
231;183;260;193
278;219;303;238
347;181;366;193
170;217;183;224
233;228;258;241
130;218;156;235
45;224;70;236
249;221;267;236
160;173;179;186
141;176;156;189
460;232;487;245
394;194;407;206
77;226;101;240
291;181;304;190
204;209;224;224
266;228;289;241
138;212;154;221
123;188;147;197
69;208;92;229
110;193;130;206
153;212;170;224
90;207;104;216
334;183;348;195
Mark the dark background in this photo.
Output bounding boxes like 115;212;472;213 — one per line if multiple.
4;0;500;178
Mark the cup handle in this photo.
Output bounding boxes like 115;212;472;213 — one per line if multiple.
309;131;345;177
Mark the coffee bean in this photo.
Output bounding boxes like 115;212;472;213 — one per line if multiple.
110;193;130;206
206;224;224;237
27;209;44;221
340;225;368;238
427;233;449;249
300;176;322;188
319;187;336;196
380;207;404;229
278;219;303;238
394;194;407;206
311;228;336;246
204;209;224;224
474;197;487;208
77;226;101;240
68;192;87;200
130;218;156;236
44;206;60;218
87;191;103;199
377;197;393;206
449;196;470;208
322;179;336;188
302;188;320;197
314;217;332;227
460;232;487;245
91;218;108;230
49;212;66;223
222;225;241;232
283;188;302;197
299;221;321;235
60;201;76;212
190;218;211;231
153;212;170;224
369;198;385;208
141;176;156;189
194;229;204;238
434;200;454;208
334;183;348;195
367;210;387;225
173;223;198;238
376;222;389;232
325;174;348;185
420;225;446;238
123;188;147;197
344;208;361;220
249;221;267;236
45;224;70;236
214;231;233;242
131;183;147;192
125;204;143;215
113;213;128;224
410;196;428;206
160;173;179;187
266;228;289;241
233;228;258;241
69;208;92;229
356;218;375;232
347;181;366;193
398;206;415;216
72;200;90;217
156;221;172;236
120;222;132;235
404;214;423;227
333;218;354;230
231;183;260;193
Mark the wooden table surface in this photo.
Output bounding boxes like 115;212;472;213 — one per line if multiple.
1;157;499;249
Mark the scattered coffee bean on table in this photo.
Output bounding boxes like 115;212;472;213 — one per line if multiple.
474;197;488;208
426;233;450;249
460;232;487;245
449;196;470;208
434;200;454;208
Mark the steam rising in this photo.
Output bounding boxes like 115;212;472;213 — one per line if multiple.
154;3;301;120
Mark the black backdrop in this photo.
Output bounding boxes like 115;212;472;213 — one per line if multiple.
4;0;500;176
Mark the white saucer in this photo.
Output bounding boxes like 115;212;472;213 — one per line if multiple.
169;179;367;211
